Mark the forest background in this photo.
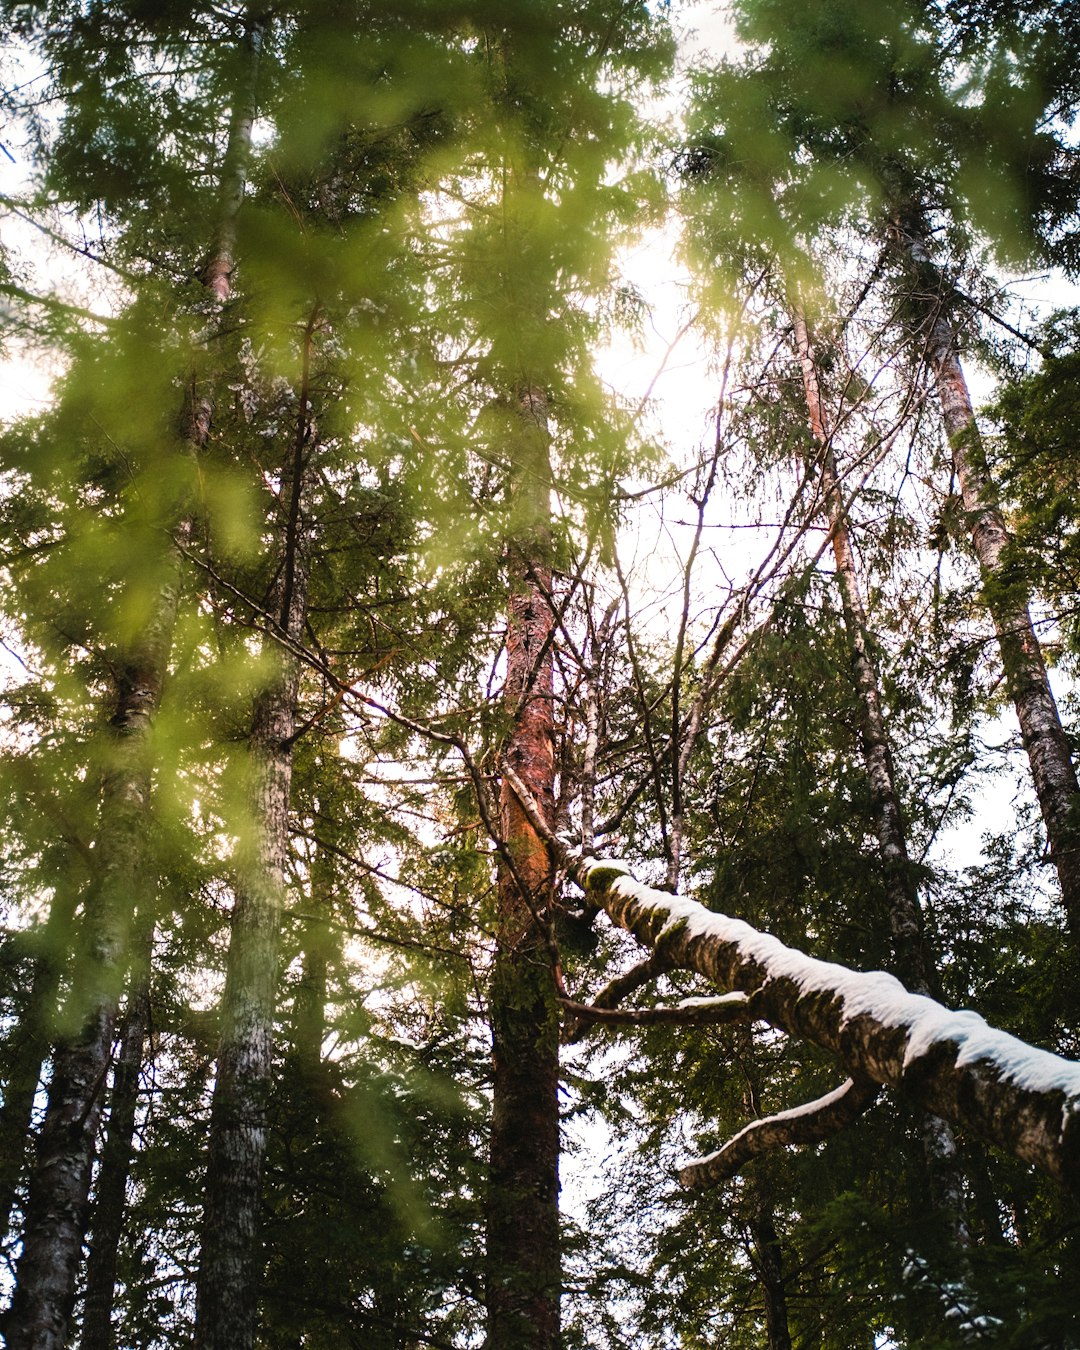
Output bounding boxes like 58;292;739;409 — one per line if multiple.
1;1;1080;1348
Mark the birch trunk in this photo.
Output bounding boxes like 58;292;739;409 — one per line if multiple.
501;768;1080;1191
192;365;314;1350
575;855;1080;1191
487;386;561;1350
896;224;1080;932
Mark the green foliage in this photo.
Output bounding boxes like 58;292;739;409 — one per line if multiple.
991;310;1080;654
681;0;1080;287
0;2;1077;1347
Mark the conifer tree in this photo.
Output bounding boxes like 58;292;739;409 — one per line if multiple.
679;0;1080;935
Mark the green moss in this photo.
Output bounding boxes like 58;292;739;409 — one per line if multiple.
583;863;631;896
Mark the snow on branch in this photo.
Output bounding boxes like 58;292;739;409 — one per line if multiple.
501;758;1080;1189
557;992;751;1031
678;1077;881;1188
576;857;1080;1192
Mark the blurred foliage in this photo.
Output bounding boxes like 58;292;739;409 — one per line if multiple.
0;0;1077;1346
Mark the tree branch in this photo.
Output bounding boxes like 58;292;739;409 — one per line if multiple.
677;1077;881;1188
499;761;1080;1191
558;992;751;1030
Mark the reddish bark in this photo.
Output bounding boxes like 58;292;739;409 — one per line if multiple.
487;387;561;1350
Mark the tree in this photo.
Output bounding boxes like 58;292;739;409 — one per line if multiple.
680;0;1080;934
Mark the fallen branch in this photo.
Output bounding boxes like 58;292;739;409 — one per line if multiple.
500;761;1080;1191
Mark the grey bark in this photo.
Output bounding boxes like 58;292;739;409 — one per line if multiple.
894;219;1080;933
192;339;315;1350
0;881;79;1244
201;16;265;306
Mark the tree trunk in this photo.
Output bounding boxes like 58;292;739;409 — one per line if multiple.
792;307;939;995
79;931;153;1350
0;881;80;1244
2;25;262;1344
736;1031;793;1350
794;305;973;1242
893;220;1080;933
192;342;315;1350
487;386;561;1350
749;1196;792;1350
291;807;338;1079
292;910;331;1081
4;643;171;1350
191;672;303;1350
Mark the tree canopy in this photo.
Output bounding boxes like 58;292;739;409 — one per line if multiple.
1;2;1079;1347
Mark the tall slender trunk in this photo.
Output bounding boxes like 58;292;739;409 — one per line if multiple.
79;925;153;1350
0;881;80;1244
792;308;937;995
4;635;173;1350
2;26;263;1347
487;386;561;1350
736;1030;792;1350
892;219;1080;933
192;329;316;1350
201;17;264;307
792;306;967;1239
292;820;335;1081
